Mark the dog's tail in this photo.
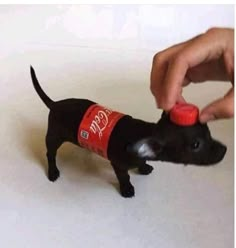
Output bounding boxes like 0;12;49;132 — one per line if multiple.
30;66;53;109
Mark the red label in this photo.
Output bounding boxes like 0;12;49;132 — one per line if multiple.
78;104;125;158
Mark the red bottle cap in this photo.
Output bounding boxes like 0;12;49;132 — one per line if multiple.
170;103;199;126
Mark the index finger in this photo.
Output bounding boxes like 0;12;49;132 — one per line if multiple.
158;29;225;110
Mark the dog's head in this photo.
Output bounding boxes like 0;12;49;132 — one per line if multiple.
131;112;227;166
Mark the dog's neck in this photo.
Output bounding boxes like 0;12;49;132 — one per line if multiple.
127;117;157;142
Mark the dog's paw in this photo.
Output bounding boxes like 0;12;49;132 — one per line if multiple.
120;184;135;198
138;164;153;175
48;168;60;182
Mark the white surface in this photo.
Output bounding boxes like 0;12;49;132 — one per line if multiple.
0;5;234;248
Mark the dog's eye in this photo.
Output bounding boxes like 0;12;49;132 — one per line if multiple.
190;140;200;150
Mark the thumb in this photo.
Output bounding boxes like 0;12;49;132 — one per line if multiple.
199;87;234;123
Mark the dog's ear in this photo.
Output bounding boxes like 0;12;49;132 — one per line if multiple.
157;110;170;125
161;110;170;119
127;138;163;159
161;110;167;118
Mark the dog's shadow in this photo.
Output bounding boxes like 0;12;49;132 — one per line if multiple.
22;120;119;191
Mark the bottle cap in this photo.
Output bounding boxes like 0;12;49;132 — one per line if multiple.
170;103;199;126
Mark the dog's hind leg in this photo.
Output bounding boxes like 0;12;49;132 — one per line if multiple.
111;162;135;198
46;133;63;182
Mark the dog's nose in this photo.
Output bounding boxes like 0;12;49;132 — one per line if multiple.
220;145;227;159
214;143;227;162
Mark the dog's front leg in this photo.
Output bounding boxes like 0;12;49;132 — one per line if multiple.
138;163;154;175
111;162;134;198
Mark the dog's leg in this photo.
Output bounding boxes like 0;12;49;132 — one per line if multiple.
111;162;134;198
138;163;153;175
46;134;63;182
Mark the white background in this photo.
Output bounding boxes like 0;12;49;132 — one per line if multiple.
0;5;234;54
0;5;234;248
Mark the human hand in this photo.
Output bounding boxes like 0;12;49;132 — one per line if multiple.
150;27;234;122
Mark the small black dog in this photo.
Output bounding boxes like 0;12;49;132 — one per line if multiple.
30;66;227;198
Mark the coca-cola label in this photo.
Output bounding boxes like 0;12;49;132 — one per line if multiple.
78;104;125;158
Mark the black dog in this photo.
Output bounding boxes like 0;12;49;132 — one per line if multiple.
30;66;227;198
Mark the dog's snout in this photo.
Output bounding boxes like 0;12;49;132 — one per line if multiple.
211;141;227;163
219;145;227;159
